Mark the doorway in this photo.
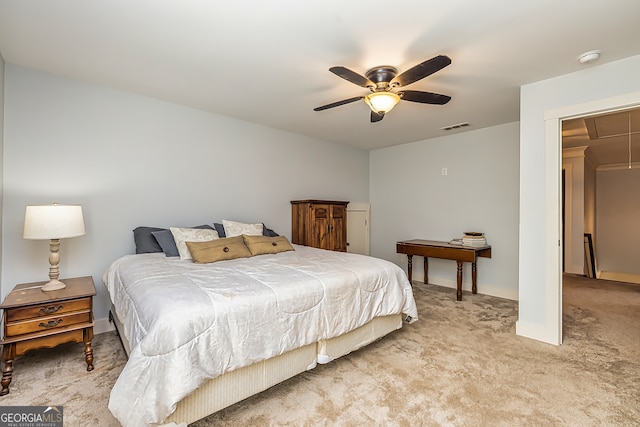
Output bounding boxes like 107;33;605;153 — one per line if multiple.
562;107;640;278
546;91;640;345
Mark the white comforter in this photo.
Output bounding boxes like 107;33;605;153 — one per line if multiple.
104;245;418;426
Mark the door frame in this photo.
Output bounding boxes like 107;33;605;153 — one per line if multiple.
544;90;640;345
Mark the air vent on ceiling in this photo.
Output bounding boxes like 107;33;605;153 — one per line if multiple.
440;122;470;131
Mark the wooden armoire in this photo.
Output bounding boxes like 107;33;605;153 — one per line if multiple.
291;200;349;252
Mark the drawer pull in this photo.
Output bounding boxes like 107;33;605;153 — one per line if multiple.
39;319;63;328
39;305;64;315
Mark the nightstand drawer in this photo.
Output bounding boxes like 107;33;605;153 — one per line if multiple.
5;297;91;322
5;310;92;337
15;329;85;356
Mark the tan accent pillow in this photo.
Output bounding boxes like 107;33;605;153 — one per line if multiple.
243;235;295;256
186;236;252;264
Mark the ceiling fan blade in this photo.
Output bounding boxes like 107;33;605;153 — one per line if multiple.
371;111;384;123
400;90;451;105
313;96;364;111
391;55;451;87
329;66;375;88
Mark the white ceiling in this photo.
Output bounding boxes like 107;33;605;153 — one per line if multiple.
1;1;640;152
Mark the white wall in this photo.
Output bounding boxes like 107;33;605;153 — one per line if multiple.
2;65;370;322
584;154;596;238
596;166;640;275
519;54;640;344
0;53;4;285
370;122;520;300
583;153;597;275
562;148;586;275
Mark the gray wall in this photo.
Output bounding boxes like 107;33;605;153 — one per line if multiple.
1;65;370;321
370;122;520;299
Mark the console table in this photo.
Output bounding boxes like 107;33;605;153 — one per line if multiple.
396;239;492;301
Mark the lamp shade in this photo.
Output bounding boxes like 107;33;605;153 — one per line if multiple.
364;92;401;114
24;204;86;240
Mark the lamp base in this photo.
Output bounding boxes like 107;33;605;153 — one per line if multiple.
41;279;66;292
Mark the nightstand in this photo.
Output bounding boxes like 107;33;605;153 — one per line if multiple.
0;276;96;396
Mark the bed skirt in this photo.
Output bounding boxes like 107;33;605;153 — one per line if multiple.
109;304;402;425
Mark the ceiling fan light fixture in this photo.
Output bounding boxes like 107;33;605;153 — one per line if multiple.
364;92;401;114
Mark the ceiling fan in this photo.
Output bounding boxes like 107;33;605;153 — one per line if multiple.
314;55;452;123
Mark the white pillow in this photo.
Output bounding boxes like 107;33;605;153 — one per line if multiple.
222;220;263;238
169;227;219;260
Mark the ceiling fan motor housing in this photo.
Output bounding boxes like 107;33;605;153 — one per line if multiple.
365;66;398;90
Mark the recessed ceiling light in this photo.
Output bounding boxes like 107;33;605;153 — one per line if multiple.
578;50;601;64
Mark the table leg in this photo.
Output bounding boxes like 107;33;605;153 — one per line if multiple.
424;257;429;285
456;261;463;301
407;255;413;284
1;343;16;396
472;262;478;294
84;327;94;371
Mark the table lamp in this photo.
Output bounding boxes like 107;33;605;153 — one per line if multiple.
23;203;86;291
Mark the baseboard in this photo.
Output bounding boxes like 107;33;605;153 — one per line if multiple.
95;316;115;335
598;271;640;285
419;277;519;301
515;320;561;346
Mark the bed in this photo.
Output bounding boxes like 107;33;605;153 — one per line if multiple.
103;228;418;427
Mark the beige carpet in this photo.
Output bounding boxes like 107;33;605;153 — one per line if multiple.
1;274;638;426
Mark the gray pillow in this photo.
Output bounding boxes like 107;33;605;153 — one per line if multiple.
263;224;279;237
133;226;165;254
213;223;226;238
151;229;179;257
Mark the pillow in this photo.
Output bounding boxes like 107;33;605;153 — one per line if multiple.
263;224;279;237
214;222;279;237
222;220;263;238
242;235;295;256
152;225;214;257
213;222;226;238
169;227;219;260
151;229;177;256
133;226;165;254
186;236;252;264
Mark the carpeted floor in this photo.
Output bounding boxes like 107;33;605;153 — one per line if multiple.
1;274;638;426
